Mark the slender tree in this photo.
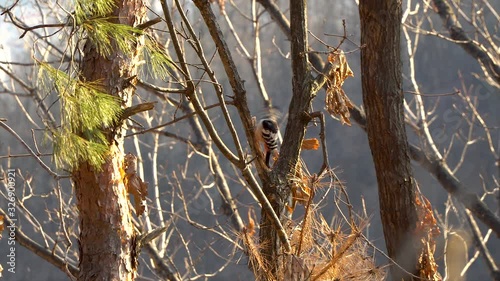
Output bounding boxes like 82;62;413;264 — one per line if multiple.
359;0;423;280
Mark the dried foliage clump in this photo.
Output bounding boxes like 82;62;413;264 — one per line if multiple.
325;50;355;125
242;164;385;281
287;213;384;281
415;191;441;280
123;153;149;216
287;161;313;214
243;209;275;281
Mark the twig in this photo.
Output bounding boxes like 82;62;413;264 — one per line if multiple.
0;120;60;179
175;0;245;162
120;102;156;121
1;9;66;38
125;101;234;137
135;17;162;30
0;209;78;279
309;111;330;175
465;209;500;280
431;0;500;88
137;79;186;94
161;0;240;166
143;243;182;281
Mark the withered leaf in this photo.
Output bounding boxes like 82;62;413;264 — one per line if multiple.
325;50;354;126
124;153;149;216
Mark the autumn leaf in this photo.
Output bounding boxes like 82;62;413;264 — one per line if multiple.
124;153;149;216
325;50;354;125
302;138;320;150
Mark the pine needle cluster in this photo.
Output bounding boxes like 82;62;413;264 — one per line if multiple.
39;63;122;169
142;37;175;80
74;0;115;22
38;0;172;171
81;17;139;56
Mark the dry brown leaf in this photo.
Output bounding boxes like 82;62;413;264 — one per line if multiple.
302;138;320;150
415;192;441;280
124;153;149;216
245;208;256;236
325;50;354;126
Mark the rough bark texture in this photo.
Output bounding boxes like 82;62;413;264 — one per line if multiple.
72;1;145;280
359;1;420;280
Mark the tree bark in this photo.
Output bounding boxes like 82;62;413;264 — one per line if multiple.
258;0;313;278
72;0;145;280
359;1;421;280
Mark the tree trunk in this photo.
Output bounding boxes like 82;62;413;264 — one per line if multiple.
359;1;420;280
259;0;312;278
72;1;145;280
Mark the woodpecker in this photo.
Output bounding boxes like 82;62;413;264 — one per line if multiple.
255;118;279;167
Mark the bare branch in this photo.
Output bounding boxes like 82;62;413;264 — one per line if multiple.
410;146;500;237
142;243;182;281
431;0;500;88
192;0;292;253
0;209;78;279
465;209;500;280
0;120;61;179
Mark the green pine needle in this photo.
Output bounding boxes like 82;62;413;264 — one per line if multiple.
39;63;123;171
39;0;143;170
74;0;115;24
142;37;175;80
53;130;109;170
82;18;140;56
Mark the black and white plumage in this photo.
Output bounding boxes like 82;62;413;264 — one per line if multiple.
255;118;279;167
